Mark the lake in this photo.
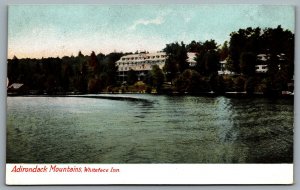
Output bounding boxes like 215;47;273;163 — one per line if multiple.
7;94;294;163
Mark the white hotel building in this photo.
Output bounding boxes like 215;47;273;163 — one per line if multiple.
116;51;285;82
116;51;197;82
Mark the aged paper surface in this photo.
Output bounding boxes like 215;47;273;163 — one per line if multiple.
6;4;294;184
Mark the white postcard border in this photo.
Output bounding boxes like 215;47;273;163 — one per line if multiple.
6;164;293;185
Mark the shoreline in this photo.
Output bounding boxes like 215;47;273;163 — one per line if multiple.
7;91;294;99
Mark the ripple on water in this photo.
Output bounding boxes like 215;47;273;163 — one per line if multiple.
7;95;293;163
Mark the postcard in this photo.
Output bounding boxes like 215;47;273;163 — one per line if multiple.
6;4;294;185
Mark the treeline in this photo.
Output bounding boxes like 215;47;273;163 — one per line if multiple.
7;51;123;94
7;25;294;95
156;25;294;95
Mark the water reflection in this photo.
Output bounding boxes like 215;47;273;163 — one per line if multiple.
7;95;293;163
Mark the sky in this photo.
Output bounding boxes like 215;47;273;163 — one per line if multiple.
8;5;295;59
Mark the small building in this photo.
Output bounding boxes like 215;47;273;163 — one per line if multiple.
218;60;235;75
187;52;197;67
256;54;269;73
255;65;268;73
257;54;269;62
255;53;284;74
7;83;26;95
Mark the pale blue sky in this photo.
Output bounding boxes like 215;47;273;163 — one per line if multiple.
8;5;295;59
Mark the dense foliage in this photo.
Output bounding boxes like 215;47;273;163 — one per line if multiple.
8;51;121;94
161;25;294;95
7;26;294;96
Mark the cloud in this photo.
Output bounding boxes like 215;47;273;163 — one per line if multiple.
128;13;167;30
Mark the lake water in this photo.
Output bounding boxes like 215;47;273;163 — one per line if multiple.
7;94;293;163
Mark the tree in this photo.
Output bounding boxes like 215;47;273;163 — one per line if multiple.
31;61;45;92
244;77;256;94
203;40;218;50
97;53;105;63
262;25;294;80
227;25;294;81
8;56;19;84
228;31;246;73
228;27;261;73
194;40;219;75
127;69;138;85
174;69;209;93
240;52;256;76
103;52;123;86
177;42;189;73
88;51;100;78
88;78;99;93
209;74;225;94
204;50;220;75
234;76;246;92
150;65;164;92
60;56;75;92
186;40;202;52
163;42;188;81
219;41;229;61
77;61;88;93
